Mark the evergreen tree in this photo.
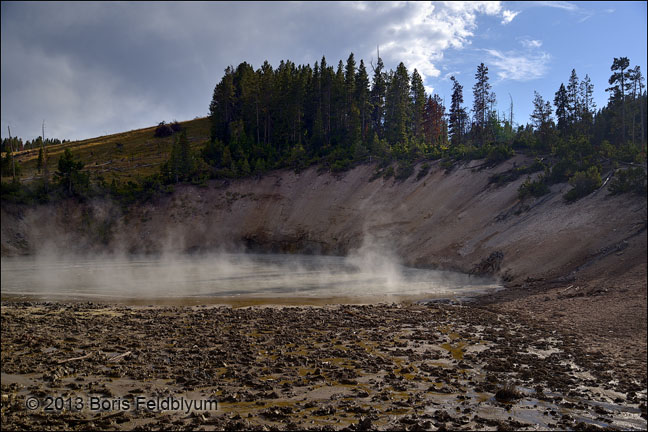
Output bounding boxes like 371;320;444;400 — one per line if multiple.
579;74;596;137
554;83;569;135
566;69;581;126
344;53;356;124
449;76;467;147
628;66;646;146
55;148;87;195
258;60;275;147
579;74;596;115
370;56;387;139
320;56;333;146
410;69;426;143
209;66;236;144
606;57;632;144
355;60;370;141
530;91;553;150
472;63;495;146
384;62;410;152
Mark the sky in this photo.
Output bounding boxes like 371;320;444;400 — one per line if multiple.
1;1;646;142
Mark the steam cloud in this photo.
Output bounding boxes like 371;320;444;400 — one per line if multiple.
1;236;501;303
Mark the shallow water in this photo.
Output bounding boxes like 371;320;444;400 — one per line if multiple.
0;253;500;303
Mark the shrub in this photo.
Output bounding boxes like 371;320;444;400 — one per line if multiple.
170;121;183;132
395;160;414;180
485;144;515;166
608;167;647;195
563;166;601;203
154;122;174;138
416;162;431;181
490;158;546;186
518;176;549;200
546;158;578;185
440;159;455;172
331;159;351;173
382;166;394;179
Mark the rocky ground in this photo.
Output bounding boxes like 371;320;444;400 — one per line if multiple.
1;301;646;431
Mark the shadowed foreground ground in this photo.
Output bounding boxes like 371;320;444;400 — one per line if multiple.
1;302;646;431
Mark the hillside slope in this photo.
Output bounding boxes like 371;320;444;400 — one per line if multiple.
2;156;645;285
6;117;210;183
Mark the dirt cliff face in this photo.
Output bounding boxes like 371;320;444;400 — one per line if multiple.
2;157;646;284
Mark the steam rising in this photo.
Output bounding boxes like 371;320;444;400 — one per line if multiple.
1;239;500;303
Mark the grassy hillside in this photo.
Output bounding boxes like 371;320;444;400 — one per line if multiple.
7;117;211;183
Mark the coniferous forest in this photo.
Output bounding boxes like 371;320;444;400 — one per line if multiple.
199;53;646;199
2;53;646;203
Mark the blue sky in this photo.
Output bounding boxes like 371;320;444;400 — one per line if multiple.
1;1;646;141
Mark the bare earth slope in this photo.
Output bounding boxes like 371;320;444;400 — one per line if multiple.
2;157;646;371
4;157;644;280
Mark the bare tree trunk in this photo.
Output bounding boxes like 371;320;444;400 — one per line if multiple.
8;126;15;182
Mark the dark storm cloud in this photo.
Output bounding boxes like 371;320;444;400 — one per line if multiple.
1;2;514;141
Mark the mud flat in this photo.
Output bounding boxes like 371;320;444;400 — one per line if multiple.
1;302;646;431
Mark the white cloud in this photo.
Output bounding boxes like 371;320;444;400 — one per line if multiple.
484;49;551;81
372;1;517;82
520;39;543;49
534;1;578;12
501;9;520;24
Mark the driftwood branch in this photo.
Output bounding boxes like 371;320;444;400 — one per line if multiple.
107;351;131;363
57;352;92;364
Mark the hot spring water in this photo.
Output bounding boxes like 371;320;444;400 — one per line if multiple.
0;253;500;303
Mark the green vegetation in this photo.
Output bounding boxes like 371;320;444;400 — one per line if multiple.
563;166;602;203
416;162;431;181
54;148;89;196
489;158;546;186
518;176;550;201
1;117;210;184
608;167;647;196
2;55;646;208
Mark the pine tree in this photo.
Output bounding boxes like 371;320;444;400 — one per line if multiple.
554;83;569;135
355;60;370;141
449;76;467;147
320;56;333;146
259;60;275;147
384;62;410;151
566;69;581;127
628;66;645;146
344;53;356;124
55;148;86;195
410;69;426;143
209;66;236;143
606;57;632;144
370;56;387;139
472;63;495;146
579;74;596;137
530;91;553;150
579;74;596;114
